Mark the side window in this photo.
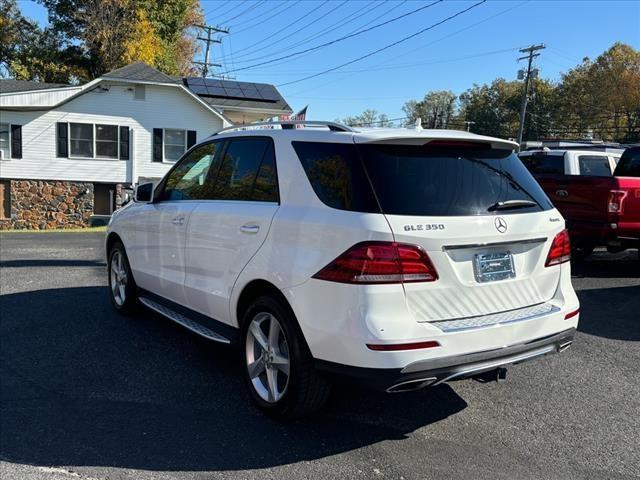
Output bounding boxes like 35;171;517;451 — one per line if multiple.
215;137;278;202
519;153;565;174
158;142;219;201
292;141;379;213
614;147;640;177
578;155;613;177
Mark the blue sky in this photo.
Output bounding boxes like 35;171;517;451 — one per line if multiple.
17;0;640;120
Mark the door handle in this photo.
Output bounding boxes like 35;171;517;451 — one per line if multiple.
240;224;260;234
555;190;569;197
172;216;185;225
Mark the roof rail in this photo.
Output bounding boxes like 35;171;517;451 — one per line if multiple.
214;120;354;135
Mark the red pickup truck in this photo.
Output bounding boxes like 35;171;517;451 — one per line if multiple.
520;146;640;259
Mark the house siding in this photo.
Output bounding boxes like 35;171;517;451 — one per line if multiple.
0;83;224;184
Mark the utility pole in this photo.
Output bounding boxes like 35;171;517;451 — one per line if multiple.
516;44;545;150
464;120;476;132
194;24;229;78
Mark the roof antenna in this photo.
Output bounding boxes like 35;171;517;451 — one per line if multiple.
414;118;423;131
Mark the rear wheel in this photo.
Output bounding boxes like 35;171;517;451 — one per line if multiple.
240;295;331;419
108;242;137;314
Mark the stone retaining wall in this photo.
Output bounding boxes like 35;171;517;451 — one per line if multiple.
0;180;94;230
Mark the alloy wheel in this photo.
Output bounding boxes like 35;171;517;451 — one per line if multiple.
245;312;291;403
110;250;128;307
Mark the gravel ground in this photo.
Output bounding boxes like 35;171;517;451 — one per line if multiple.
1;232;638;480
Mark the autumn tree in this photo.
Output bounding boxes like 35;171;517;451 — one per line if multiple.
36;0;203;79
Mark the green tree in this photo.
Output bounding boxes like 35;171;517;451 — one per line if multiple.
556;43;640;142
402;90;457;128
338;109;393;127
0;0;82;82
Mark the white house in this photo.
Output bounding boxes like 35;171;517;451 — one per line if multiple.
0;62;292;229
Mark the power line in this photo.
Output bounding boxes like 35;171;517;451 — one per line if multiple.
225;1;442;73
218;0;266;25
219;1;339;60
204;1;247;21
230;1;300;35
281;0;521;97
226;0;391;63
277;0;488;87
237;46;520;77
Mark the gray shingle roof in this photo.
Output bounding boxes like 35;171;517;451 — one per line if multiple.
0;79;71;94
101;62;181;84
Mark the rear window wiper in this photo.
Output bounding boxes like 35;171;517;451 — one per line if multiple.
488;199;538;211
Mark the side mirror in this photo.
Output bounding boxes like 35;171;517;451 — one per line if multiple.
135;182;154;203
121;191;132;206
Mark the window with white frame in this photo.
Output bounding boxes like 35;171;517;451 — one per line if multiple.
69;123;120;159
0;123;9;159
164;129;186;161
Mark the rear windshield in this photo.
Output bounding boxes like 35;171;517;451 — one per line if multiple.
614;147;640;177
293;142;553;216
578;155;612;176
519;152;565;174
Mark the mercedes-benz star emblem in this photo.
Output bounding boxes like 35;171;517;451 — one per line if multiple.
495;217;508;233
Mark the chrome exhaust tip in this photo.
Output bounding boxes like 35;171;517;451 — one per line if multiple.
386;377;437;393
559;341;573;353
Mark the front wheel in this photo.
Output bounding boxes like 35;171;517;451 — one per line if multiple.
108;242;138;314
240;295;331;419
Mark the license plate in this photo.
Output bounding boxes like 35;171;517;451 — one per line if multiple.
473;252;516;283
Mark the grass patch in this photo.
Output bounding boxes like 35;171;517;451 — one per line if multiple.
0;226;107;233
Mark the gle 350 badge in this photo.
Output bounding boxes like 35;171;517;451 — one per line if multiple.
403;223;445;232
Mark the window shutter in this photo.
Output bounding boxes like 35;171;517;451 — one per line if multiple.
10;125;22;159
187;130;197;149
153;128;163;162
57;122;68;157
119;126;130;160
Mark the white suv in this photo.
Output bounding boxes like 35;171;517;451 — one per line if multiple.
106;121;579;418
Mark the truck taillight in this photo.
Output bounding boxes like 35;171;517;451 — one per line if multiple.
545;229;571;267
313;241;438;284
608;190;627;214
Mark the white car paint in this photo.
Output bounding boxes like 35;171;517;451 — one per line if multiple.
108;124;579;377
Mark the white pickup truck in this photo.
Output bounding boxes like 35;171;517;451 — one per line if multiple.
518;149;621;176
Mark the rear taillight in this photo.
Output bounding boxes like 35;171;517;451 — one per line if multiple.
545;229;571;267
313;241;438;284
608;190;627;214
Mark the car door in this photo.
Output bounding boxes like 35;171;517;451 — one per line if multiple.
133;142;220;306
183;136;280;325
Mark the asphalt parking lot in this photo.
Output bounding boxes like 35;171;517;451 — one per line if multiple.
1;232;639;480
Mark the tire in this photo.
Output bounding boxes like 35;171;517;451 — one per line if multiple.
240;295;331;419
107;241;138;315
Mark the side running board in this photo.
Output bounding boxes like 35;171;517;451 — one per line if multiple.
139;296;231;344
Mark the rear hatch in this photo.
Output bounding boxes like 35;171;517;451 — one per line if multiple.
354;139;562;322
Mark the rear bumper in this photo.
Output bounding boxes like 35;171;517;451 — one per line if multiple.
567;219;640;246
315;328;576;392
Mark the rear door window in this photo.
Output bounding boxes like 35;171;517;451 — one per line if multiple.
360;144;553;216
578;155;613;176
614;147;640;177
519;153;565;174
214;137;279;202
